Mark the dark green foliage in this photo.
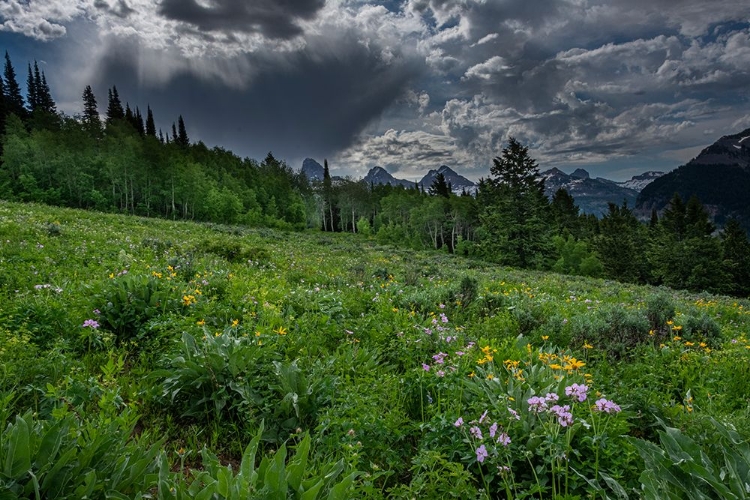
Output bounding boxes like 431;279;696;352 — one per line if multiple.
478;137;552;268
721;219;750;296
198;238;270;264
428;172;451;198
645;290;675;336
95;275;178;344
81;85;101;133
650;194;726;293
106;86;125;124
3;51;25;117
145;105;156;136
571;304;650;357
550;187;581;237
596;201;650;283
176;114;189;147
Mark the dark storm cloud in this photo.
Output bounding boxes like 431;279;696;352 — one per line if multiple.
158;0;326;40
92;32;424;161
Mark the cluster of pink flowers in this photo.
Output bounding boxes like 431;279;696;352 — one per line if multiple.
565;383;589;402
82;319;100;329
456;410;512;464
549;404;574;427
594;398;622;414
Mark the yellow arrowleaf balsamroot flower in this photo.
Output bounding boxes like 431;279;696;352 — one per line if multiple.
275;326;288;336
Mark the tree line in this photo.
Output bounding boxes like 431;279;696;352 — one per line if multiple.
0;50;747;297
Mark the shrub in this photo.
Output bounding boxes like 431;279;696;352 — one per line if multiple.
571;304;650;357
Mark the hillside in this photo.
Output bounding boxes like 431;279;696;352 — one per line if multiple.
637;128;750;229
1;200;748;498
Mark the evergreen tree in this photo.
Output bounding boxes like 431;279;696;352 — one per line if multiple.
721;219;750;296
106;86;125;124
4;51;26;117
81;85;101;132
650;194;724;292
478;137;552;268
0;74;6;136
125;103;134;128
37;69;56;114
322;159;337;231
158;128;164;143
597;201;649;283
428;172;451;198
146;106;156;137
177;115;189;146
26;63;38;112
135;106;145;136
549;188;580;237
171;122;178;144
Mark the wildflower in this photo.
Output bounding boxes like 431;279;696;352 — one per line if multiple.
564;358;586;371
550;405;574;427
489;422;498;438
422;363;430;372
476;445;489;463
432;352;447;364
544;393;559;403
684;341;694;347
454;417;464;427
593;398;621;414
508;408;521;420
673;336;682;341
565;383;588;402
583;342;593;349
232;319;239;327
486;373;495;380
468;371;475;378
527;396;548;413
470;426;483;439
541;335;549;341
498;465;511;473
82;319;99;329
479;410;488;424
275;326;287;335
436;370;445;377
497;432;511;447
196;319;205;326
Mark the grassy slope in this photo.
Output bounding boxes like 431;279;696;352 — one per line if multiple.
1;200;749;498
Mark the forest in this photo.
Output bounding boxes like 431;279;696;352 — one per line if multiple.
0;50;748;299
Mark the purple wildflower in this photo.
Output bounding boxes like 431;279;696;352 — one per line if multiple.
545;392;559;402
565;383;589;402
470;426;483;439
454;417;464;427
489;422;498;438
422;363;430;372
594;398;622;414
550;405;574;427
508;408;521;420
479;409;489;424
476;445;488;463
497;432;511;446
527;396;548;413
433;352;447;364
82;319;99;329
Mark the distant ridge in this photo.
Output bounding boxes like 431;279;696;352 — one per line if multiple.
637;127;750;230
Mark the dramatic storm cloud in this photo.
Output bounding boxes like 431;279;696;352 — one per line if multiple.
1;0;749;180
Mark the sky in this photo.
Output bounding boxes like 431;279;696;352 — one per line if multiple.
1;1;749;182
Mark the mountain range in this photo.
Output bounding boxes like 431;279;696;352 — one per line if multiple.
637;127;750;230
301;158;662;216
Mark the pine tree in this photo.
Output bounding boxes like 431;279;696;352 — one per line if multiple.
146;105;156;137
81;85;101;132
549;188;580;237
428;172;451;198
322;159;334;231
478;137;552;268
26;63;38;112
0;74;6;135
721;219;750;296
171;122;178;144
106;86;125;124
37;68;56;114
135;106;145;136
4;51;26;117
177;115;189;146
158;128;164;143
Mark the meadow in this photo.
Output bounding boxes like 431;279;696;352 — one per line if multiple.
0;200;749;499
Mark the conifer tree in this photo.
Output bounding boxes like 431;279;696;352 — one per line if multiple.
37;68;56;114
135;106;145;136
158;128;164;143
0;74;6;134
146;105;156;137
428;172;451;198
177;115;189;146
26;63;38;112
4;51;26;117
106;86;125;124
171;122;178;144
81;85;101;132
478;137;552;268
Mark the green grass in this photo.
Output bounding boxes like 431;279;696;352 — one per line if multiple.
1;200;749;499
